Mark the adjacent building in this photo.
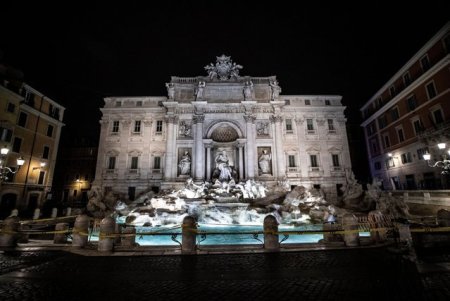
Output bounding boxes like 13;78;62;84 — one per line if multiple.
93;55;352;201
0;80;65;218
360;22;450;190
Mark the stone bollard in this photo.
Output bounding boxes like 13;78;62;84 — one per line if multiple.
51;208;58;218
368;211;387;243
0;216;20;247
181;216;197;254
343;214;359;247
396;222;413;246
98;217;116;252
33;208;40;220
121;226;137;247
264;215;279;251
18;223;30;243
10;209;19;217
323;222;342;243
72;215;90;248
66;207;72;217
54;223;69;244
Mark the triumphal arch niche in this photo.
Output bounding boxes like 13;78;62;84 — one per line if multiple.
163;54;285;187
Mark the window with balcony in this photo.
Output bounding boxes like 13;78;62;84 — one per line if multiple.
288;155;296;167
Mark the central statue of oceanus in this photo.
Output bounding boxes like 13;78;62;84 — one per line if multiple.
204;54;243;80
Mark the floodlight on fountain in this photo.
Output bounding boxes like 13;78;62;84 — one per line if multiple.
423;143;450;175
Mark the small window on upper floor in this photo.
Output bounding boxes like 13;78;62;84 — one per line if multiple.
47;125;54;137
390;107;399;121
115;101;122;107
432;108;444;125
112;121;119;133
305;99;311;105
7;102;15;113
407;94;417;111
156;120;163;133
443;33;450;53
134;120;141;133
0;127;13;142
43;146;50;159
285;99;290;105
136;101;142;107
325;99;331;106
425;81;437;100
389;85;396;98
285;119;293;132
403;72;411;86
374;161;381;170
420;55;430;71
375;97;383;109
18;112;27;127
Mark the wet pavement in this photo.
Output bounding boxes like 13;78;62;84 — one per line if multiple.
0;246;449;301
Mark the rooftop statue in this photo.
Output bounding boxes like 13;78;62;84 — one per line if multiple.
204;54;243;80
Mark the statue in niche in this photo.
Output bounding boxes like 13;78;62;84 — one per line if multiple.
195;81;206;100
178;151;191;175
214;150;233;181
243;80;253;100
258;150;272;174
165;83;175;100
178;120;191;137
269;79;281;100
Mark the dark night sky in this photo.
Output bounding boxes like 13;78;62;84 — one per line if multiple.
1;2;449;157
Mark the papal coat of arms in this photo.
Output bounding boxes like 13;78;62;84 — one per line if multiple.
204;54;243;80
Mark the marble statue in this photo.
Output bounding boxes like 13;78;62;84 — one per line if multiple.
258;150;272;174
204;54;243;80
165;82;175;100
269;79;281;100
215;150;233;181
243;81;253;100
195;81;206;100
178;151;191;175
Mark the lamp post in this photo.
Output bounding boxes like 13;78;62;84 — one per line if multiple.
423;142;450;188
0;146;25;183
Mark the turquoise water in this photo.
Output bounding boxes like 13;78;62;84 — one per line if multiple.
89;223;325;246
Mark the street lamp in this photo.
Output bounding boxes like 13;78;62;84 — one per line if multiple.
423;143;450;174
0;146;25;182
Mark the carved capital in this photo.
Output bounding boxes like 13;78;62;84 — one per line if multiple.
143;120;153;126
165;115;179;124
193;114;205;124
270;115;283;123
99;120;109;125
244;114;256;123
295;118;304;125
121;120;131;126
316;119;326;126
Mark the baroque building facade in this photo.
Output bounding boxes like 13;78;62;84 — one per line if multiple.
360;22;450;190
93;55;352;201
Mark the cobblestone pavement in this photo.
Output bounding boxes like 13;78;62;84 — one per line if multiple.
0;247;448;301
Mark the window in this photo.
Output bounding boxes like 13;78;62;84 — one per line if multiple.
136;101;142;107
389;85;396;97
285;99;290;105
42;146;49;159
327;119;335;131
425;82;437;100
325;100;331;106
18;112;27;127
443;33;450;52
38;171;45;185
390;107;399;121
112;121;119;133
115;101;122;107
383;134;390;148
413;119;424;134
12;137;22;153
367;122;376;136
374;162;381;170
130;156;138;169
285;119;293;132
305;99;311;105
154;156;161;169
7;102;15;113
375;97;383;109
108;157;116;169
417;147;429;160
310;155;318;167
128;187;136;201
378;115;387;129
397;128;404;143
73;189;78;197
156;120;163;133
401;152;413;164
432;109;444;124
407;95;417;111
306;119;314;131
288;155;296;167
47;125;54;137
370;138;379;155
134;120;141;133
403;72;411;86
385;158;395;169
0;127;13;142
332;154;340;167
420;55;430;71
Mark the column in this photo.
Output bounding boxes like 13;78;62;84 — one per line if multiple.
244;114;256;179
271;115;285;178
164;115;178;180
193;115;205;182
205;145;212;181
238;144;244;181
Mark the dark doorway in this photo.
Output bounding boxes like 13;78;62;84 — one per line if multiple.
26;194;39;218
0;193;17;219
405;174;416;190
